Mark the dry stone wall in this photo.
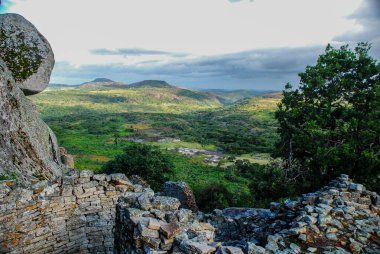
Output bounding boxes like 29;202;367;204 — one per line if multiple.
0;170;136;254
1;171;380;254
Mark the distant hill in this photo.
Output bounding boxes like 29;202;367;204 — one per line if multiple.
260;92;283;99
45;79;281;110
80;78;127;89
128;80;172;88
202;89;276;104
92;78;115;83
38;79;224;114
232;92;282;112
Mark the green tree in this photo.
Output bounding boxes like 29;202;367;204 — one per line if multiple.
275;43;380;191
103;143;174;190
194;183;233;212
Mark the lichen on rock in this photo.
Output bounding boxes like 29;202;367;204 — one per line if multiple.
0;13;54;95
0;14;63;185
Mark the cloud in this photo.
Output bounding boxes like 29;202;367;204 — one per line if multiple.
334;0;380;59
51;46;324;90
91;48;187;57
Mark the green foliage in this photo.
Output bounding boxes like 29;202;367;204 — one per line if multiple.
194;183;233;212
0;173;17;181
226;160;296;207
275;43;380;191
31;82;280;210
103;143;174;190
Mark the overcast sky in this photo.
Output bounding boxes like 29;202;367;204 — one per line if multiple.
1;0;379;90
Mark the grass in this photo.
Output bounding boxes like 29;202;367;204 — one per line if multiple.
31;84;281;197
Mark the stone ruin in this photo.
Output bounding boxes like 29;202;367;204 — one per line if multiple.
1;170;379;254
0;13;379;254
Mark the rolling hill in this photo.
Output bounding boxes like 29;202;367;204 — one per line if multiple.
202;89;276;104
34;79;224;116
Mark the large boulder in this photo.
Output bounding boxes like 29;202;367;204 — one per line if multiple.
0;15;63;185
163;181;199;212
0;13;54;95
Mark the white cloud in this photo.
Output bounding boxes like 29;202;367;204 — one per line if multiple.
7;0;361;65
3;0;373;89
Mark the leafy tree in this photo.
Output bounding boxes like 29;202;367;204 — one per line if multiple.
275;43;380;191
103;143;174;190
194;183;233;212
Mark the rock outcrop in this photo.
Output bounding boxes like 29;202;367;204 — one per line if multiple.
0;13;63;185
0;13;54;95
163;181;199;212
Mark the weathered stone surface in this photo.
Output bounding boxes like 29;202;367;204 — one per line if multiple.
1;172;378;254
153;196;181;212
59;147;74;169
163;181;198;212
180;240;216;254
207;174;380;254
0;13;54;95
0;170;134;254
217;246;244;254
130;174;150;188
0;59;63;184
160;221;181;239
245;242;265;254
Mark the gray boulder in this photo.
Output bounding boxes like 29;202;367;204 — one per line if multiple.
163;181;199;212
0;60;63;184
0;13;54;95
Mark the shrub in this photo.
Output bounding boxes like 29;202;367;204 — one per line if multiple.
103;143;174;190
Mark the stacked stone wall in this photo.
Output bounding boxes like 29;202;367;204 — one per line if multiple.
0;170;135;254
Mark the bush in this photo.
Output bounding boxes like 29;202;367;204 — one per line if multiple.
103;143;174;190
194;183;234;212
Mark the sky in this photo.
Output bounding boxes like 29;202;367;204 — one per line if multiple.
1;0;379;90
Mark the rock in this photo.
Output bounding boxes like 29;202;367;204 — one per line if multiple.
147;218;161;230
307;247;318;253
298;234;307;241
0;13;54;95
326;233;338;241
139;224;159;238
289;243;300;253
0;58;63;184
138;193;153;211
153;196;181;212
245;242;265;254
265;242;279;253
163;181;199;212
80;170;94;178
180;240;216;254
59;147;74;169
176;208;193;223
110;173;132;185
217;246;244;254
349;183;364;192
160;221;180;239
302;215;317;224
130;174;150;188
31;180;48;194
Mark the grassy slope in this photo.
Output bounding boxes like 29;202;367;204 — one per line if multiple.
31;85;280;199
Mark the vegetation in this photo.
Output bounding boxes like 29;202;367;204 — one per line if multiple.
275;43;380;192
103;143;174;190
31;42;380;212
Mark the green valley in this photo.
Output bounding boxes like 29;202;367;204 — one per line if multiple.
31;79;281;209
